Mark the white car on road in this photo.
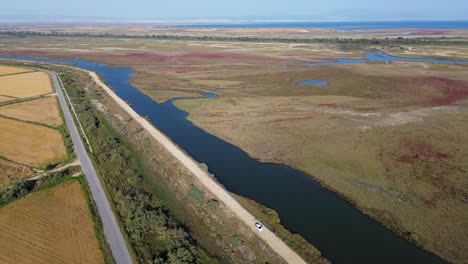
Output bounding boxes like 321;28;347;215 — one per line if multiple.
255;222;264;231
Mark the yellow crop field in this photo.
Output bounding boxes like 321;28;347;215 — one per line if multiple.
0;159;33;187
0;117;67;168
0;71;53;98
0;97;63;127
0;66;31;76
0;181;104;264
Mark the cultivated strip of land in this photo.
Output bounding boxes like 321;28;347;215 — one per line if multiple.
50;71;133;264
0;181;104;264
85;70;307;264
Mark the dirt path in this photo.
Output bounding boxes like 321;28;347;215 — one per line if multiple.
28;160;81;181
86;70;307;264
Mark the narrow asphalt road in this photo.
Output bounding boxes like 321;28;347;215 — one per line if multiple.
50;71;133;264
86;71;307;264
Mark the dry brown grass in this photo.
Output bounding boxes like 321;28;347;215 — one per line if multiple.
0;159;33;187
0;181;104;264
0;117;67;168
0;97;63;126
0;71;52;98
0;65;31;76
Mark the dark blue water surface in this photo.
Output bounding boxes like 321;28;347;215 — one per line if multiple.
298;80;329;87
304;51;468;67
2;52;465;263
172;21;468;30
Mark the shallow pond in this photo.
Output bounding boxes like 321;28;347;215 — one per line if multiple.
298;80;329;87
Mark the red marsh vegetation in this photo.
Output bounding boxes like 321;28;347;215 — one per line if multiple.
318;103;343;108
90;52;284;65
410;30;450;36
422;77;468;106
387;76;468;107
396;140;452;165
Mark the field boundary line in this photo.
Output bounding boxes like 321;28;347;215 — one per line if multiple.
0;94;17;99
56;74;93;153
0;113;60;130
0;70;37;78
0;155;35;169
0;95;48;107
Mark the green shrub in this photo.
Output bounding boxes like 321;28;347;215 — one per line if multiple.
230;235;242;247
206;199;219;213
188;186;205;206
0;167;79;206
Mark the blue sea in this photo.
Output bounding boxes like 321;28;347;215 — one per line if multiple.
173;21;468;30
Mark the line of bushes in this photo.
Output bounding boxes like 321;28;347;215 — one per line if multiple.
0;166;80;207
2;31;467;46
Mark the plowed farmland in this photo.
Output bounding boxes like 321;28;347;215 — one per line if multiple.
0;96;62;127
0;71;53;98
0;65;31;76
0;66;67;177
0;181;104;264
0;116;67;168
0;159;33;187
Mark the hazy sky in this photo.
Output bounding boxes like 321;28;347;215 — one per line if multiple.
1;0;467;21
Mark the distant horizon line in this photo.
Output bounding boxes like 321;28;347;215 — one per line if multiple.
112;19;468;23
0;17;468;24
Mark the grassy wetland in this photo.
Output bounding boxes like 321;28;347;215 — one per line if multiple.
174;61;468;263
0;29;467;263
